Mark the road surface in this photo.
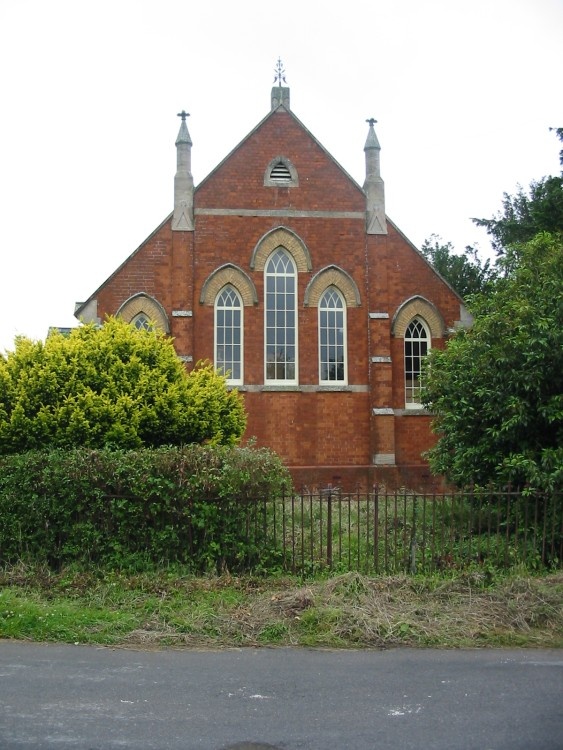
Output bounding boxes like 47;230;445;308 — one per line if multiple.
1;642;562;749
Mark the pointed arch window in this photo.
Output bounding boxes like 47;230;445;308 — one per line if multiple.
215;285;243;384
132;313;153;331
116;293;169;333
265;248;297;384
404;317;430;407
319;287;347;384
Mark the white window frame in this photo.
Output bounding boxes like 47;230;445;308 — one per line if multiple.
215;285;243;385
318;287;347;385
404;316;430;408
264;248;298;385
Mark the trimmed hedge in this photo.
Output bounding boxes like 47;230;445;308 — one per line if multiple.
0;445;291;572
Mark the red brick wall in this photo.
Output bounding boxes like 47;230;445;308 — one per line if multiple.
189;110;375;476
243;390;371;466
382;224;460;322
95;225;174;316
192;215;368;382
196;111;366;212
88;107;464;492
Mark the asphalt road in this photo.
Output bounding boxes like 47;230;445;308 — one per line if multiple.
0;642;562;750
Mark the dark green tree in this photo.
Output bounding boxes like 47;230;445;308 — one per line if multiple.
550;127;563;167
422;232;563;491
473;129;563;255
0;317;247;454
421;235;495;299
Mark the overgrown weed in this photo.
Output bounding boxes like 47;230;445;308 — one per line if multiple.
1;563;561;649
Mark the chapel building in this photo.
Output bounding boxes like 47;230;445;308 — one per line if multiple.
75;78;470;491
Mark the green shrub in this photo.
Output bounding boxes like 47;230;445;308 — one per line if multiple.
0;445;292;572
0;318;246;453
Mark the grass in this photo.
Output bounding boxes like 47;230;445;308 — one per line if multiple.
262;490;560;576
1;563;562;650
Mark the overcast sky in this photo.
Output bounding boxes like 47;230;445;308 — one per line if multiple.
1;0;562;354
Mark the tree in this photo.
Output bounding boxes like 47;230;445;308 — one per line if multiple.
473;129;563;255
549;126;563;168
473;177;563;254
420;235;495;299
422;232;563;491
0;317;246;454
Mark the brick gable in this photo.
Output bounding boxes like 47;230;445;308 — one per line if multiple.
76;94;465;492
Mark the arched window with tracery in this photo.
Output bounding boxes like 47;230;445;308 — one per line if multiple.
132;313;153;331
319;287;347;384
215;285;243;384
265;248;297;384
404;317;430;407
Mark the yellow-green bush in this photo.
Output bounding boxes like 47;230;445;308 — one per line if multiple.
0;318;246;453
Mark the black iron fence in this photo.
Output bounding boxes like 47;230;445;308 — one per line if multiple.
235;488;562;575
4;483;561;574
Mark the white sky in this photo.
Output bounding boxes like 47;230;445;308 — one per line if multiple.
1;0;562;354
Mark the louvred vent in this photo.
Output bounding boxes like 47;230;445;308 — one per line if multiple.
270;161;292;181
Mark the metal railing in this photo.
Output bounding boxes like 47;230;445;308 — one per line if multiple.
9;485;559;574
237;487;562;575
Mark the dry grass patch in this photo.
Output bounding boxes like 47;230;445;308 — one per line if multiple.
1;565;561;649
117;570;563;649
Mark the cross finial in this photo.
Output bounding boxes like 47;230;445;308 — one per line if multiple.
366;117;377;128
177;110;190;122
273;57;287;86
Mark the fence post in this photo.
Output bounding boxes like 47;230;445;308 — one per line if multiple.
326;485;333;570
373;484;379;574
410;495;417;574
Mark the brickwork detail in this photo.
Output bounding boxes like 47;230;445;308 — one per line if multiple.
251;227;312;272
392;296;445;338
116;293;170;332
199;264;258;306
304;265;361;307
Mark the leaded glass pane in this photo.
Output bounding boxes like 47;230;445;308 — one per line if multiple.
133;314;153;331
404;317;429;405
215;285;242;382
265;249;297;383
319;288;346;383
